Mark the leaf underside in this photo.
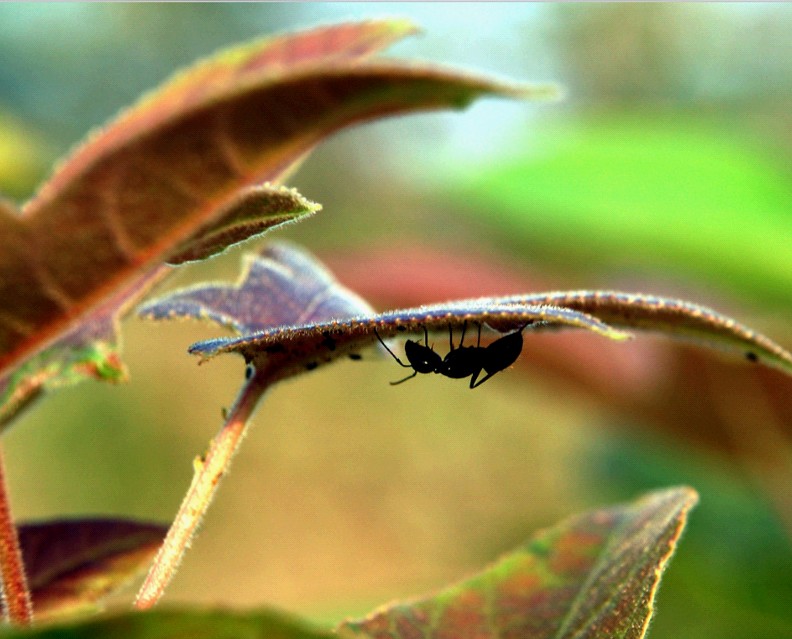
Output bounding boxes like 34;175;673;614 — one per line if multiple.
140;243;792;387
0;19;544;426
338;487;699;639
15;519;167;621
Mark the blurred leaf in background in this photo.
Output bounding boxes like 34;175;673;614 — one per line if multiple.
0;110;48;201
445;115;792;310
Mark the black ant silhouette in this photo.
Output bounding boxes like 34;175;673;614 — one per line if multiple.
375;321;526;388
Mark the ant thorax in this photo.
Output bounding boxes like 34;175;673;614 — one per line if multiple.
375;322;526;389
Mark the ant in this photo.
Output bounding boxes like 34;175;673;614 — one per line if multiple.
375;321;526;388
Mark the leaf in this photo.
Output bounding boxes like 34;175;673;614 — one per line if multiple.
337;487;698;639
446;116;792;310
139;243;631;384
0;19;544;426
324;243;792;468
0;266;168;428
496;291;792;374
141;243;792;386
0;607;334;639
17;518;167;621
140;241;376;333
165;185;320;265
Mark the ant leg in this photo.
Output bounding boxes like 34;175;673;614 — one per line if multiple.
374;329;410;368
476;322;482;347
448;320;467;351
468;367;485;389
390;370;418;385
470;370;494;389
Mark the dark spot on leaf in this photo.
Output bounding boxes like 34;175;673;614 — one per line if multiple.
396;325;407;332
265;343;286;355
746;351;758;362
348;353;362;361
306;361;318;371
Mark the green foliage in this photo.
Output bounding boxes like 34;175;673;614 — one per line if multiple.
0;608;333;639
449;115;792;308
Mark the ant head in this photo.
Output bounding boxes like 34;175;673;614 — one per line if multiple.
404;338;442;373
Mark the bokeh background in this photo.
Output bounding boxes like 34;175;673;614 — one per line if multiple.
2;4;792;638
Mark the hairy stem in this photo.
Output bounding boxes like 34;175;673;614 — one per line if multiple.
0;445;33;625
135;371;270;609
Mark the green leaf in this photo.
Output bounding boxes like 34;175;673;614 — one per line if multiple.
338;487;698;639
0;608;334;639
0;19;541;426
448;115;792;310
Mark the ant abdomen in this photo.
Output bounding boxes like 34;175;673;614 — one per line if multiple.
482;330;523;375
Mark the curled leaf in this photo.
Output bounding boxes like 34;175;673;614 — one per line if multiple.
17;518;167;621
498;291;792;374
140;243;792;389
139;243;630;384
166;185;320;264
139;241;376;333
190;302;627;379
338;487;699;639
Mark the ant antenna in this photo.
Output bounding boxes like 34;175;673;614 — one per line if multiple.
374;329;409;368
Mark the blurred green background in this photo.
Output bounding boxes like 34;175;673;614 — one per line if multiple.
2;4;792;638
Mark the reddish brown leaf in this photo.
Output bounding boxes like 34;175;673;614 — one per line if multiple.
326;244;792;476
338;487;698;639
165;185;319;265
141;242;376;332
0;266;168;428
141;243;792;390
139;243;630;386
15;518;166;621
0;20;543;426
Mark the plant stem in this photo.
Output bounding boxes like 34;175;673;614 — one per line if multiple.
0;444;33;625
134;371;270;609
